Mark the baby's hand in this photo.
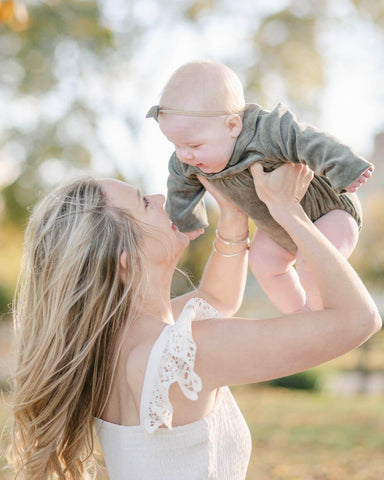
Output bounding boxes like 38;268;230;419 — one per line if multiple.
184;228;205;240
344;167;374;193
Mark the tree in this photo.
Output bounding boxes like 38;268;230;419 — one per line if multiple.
1;0;383;296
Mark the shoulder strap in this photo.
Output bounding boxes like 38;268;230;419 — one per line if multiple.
139;298;219;433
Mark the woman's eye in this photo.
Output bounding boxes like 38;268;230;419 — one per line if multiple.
143;196;149;208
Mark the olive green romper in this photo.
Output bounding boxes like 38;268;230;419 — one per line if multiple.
159;104;372;253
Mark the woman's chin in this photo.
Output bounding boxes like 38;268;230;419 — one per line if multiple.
179;232;190;248
176;232;190;255
171;223;190;243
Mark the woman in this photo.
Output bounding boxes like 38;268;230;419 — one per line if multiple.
8;163;381;480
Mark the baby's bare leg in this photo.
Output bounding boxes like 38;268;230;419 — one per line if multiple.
296;209;359;311
249;229;306;314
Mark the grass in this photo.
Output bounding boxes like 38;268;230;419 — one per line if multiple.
1;385;383;480
233;385;384;479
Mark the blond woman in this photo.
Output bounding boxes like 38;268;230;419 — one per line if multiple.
8;163;381;479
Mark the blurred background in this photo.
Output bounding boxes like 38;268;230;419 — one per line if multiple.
0;0;383;478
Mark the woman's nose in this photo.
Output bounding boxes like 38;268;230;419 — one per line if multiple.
151;194;165;207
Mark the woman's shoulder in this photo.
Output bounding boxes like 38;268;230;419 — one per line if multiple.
109;298;219;427
125;298;215;392
126;299;221;430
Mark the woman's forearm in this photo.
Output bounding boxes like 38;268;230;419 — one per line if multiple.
269;203;381;325
198;209;249;316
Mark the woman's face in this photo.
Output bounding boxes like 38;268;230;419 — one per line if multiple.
99;179;189;263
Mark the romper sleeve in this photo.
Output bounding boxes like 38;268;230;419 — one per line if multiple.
141;298;220;433
166;153;209;232
254;103;373;193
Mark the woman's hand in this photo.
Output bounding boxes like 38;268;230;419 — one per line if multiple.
250;162;313;210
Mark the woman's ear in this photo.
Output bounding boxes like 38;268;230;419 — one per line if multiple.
120;251;128;283
120;251;128;270
225;114;243;138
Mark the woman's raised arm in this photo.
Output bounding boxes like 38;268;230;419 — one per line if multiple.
171;175;249;317
193;163;382;391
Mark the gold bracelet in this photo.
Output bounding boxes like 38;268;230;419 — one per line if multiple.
212;239;249;257
215;229;250;247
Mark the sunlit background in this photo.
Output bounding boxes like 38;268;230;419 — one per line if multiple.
0;1;383;479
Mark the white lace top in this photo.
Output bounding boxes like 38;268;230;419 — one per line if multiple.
95;298;252;480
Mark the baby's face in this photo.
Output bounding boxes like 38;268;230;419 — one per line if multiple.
159;114;237;173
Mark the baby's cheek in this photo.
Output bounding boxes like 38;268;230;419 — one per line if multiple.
215;157;230;172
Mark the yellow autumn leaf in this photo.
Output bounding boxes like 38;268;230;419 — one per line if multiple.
0;0;29;30
0;1;15;22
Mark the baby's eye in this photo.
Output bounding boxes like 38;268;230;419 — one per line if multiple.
191;144;201;149
143;196;149;208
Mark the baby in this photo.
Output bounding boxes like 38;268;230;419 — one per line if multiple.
146;60;373;313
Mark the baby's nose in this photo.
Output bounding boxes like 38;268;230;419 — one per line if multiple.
180;148;194;162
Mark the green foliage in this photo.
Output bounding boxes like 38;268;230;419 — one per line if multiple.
0;284;11;318
185;0;215;21
352;0;384;28
5;2;112;95
267;369;322;391
248;5;325;111
1;0;384;298
0;1;124;227
350;192;384;288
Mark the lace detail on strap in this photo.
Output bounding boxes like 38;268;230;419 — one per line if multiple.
183;297;221;321
143;298;220;433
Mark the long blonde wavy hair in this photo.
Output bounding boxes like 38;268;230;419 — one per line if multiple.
8;177;147;479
